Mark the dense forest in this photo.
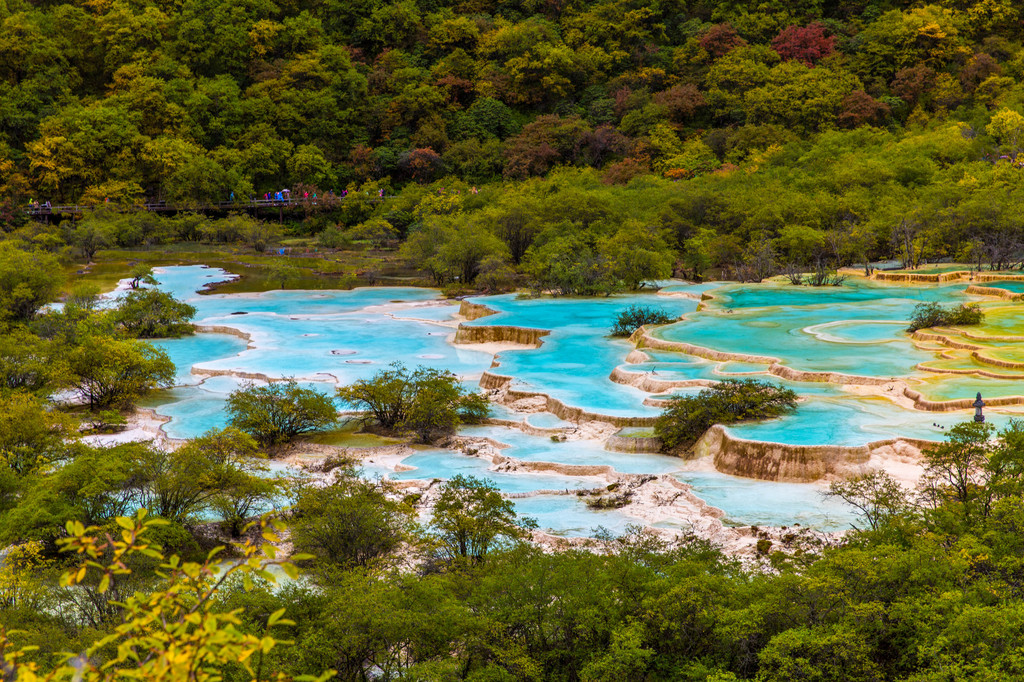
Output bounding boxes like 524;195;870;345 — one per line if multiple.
6;0;1024;679
4;0;1024;200
6;0;1024;286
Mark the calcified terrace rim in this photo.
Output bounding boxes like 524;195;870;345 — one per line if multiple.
455;296;1019;419
455;299;1007;422
871;269;1024;285
167;291;985;458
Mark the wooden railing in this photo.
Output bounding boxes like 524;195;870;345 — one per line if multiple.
24;196;391;215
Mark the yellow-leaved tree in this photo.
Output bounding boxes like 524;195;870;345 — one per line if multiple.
0;511;334;682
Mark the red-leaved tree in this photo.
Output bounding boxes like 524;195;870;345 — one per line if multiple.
503;115;592;178
838;91;891;128
960;53;1001;92
653;84;706;122
891;65;937;105
699;24;746;59
771;23;836;66
400;148;445;183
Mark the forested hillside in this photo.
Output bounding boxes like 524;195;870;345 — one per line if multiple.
6;0;1024;287
2;0;1024;206
8;1;1024;679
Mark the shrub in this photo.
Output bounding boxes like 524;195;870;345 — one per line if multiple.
316;225;351;249
68;336;175;409
654;379;798;452
431;474;532;562
0;244;63;321
584;492;633;509
337;363;490;442
610;304;674;337
226;380;338;446
113;289;197;338
907;302;984;332
290;476;414;569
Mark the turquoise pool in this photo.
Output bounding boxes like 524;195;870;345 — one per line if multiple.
131;266;1024;533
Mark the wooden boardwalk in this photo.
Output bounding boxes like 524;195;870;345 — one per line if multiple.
24;196;389;217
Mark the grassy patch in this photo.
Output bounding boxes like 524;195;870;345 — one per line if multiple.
63;242;431;295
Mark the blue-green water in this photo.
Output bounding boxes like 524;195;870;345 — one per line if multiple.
654;284;969;377
675;471;854;531
983;280;1024;293
463;291;712;416
131;266;1024;533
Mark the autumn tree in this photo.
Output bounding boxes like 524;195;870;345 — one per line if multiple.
771;23;835;66
699;23;746;58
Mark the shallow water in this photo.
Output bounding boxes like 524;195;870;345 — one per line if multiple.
151;333;249;386
135;266;1024;532
464;292;709;417
981;280;1024;293
655;288;965;377
675;471;857;531
461;425;685;475
725;395;994;446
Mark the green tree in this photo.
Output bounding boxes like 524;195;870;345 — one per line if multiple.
128;264;157;289
337;363;489;442
682;228;718;280
402;367;489;442
67;335;175;409
610;305;673;337
290;476;414;569
922;420;996;526
0;329;68;394
907;302;984;332
601;222;675;290
266;262;302;289
140;428;277;529
348;217;398;249
0;245;63;321
655;380;798;452
0;392;76;476
113;289;197;338
336;362;414;429
72;220;113;260
430;474;531;562
523;233;615;296
238;216;283;253
756;625;881;682
826;470;914;532
227;380;338;446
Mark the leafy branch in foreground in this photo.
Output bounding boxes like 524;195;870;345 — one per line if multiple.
0;509;333;682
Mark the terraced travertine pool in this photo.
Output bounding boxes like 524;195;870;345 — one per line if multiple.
136;266;1024;535
981;280;1024;293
